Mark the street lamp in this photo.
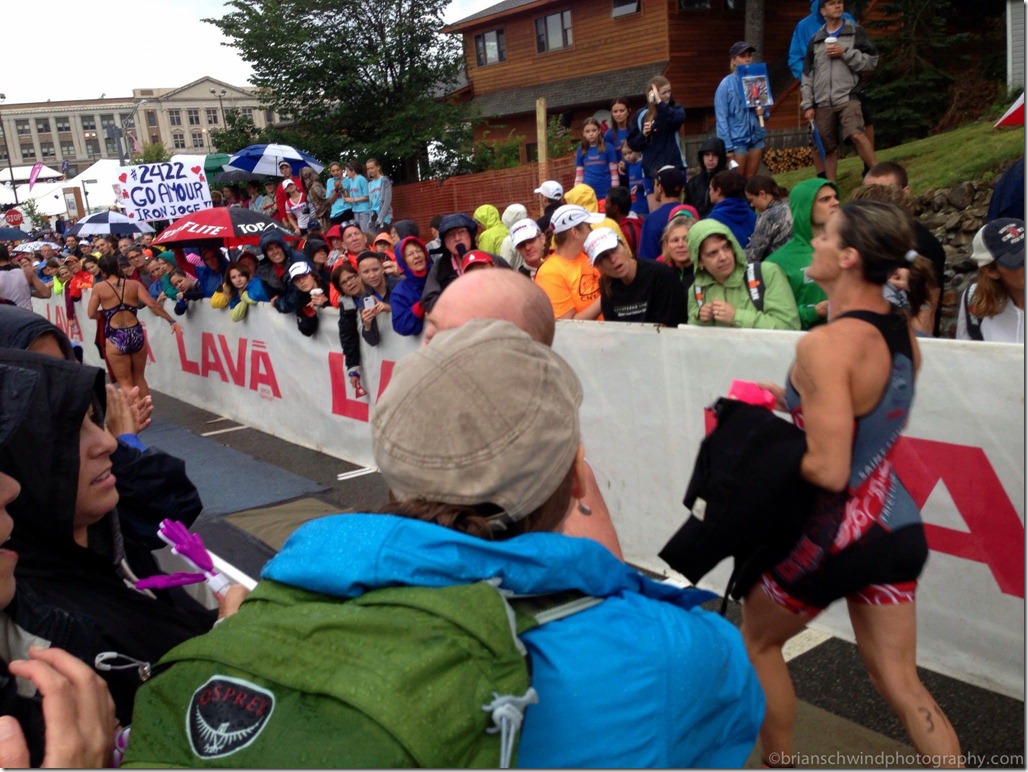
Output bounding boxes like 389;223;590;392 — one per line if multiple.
117;98;148;165
0;94;18;205
209;87;226;124
81;178;95;215
83;131;98;161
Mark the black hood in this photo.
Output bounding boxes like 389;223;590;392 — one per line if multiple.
696;136;728;174
259;227;291;258
0;350;107;558
392;219;420;241
0;306;76;360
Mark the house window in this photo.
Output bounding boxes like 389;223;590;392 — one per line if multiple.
36;118;51;134
146;110;158;127
100;114;115;128
206;108;219;125
85;139;100;157
60;141;76;156
0;146;7;161
191;131;204;148
536;11;572;53
105;138;118;154
15;120;30;136
613;0;640;16
187;109;201;126
81;115;96;131
20;144;35;160
474;29;506;66
678;0;711;8
55;116;71;132
173;132;186;149
40;142;55;157
524;142;539;163
242;107;254;120
264;110;275;124
168;110;182;126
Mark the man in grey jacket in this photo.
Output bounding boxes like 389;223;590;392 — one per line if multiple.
800;0;878;181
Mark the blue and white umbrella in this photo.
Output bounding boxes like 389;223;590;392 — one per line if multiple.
225;143;325;176
66;210;155;237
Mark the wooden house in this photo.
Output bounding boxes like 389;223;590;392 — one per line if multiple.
443;0;817;163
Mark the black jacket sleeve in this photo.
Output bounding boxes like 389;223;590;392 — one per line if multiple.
337;305;362;371
109;440;204;550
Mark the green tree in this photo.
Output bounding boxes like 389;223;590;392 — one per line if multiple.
207;0;469;182
210;109;269;155
20;198;48;229
547;116;577;159
131;142;170;164
863;0;968;146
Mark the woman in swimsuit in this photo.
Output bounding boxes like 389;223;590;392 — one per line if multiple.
87;255;181;399
743;200;960;766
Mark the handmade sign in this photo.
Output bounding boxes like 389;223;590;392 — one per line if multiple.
736;63;773;128
116;162;213;222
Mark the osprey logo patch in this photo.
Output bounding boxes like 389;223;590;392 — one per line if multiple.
187;676;275;759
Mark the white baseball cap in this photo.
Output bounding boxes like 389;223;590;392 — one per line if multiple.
281;179;296;191
288;261;312;280
549;205;604;234
583;227;621;265
509;218;542;248
533;180;564;200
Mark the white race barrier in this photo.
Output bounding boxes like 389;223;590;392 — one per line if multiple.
34;294;1025;698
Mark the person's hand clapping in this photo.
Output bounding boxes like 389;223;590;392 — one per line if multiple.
0;647;117;769
103;384;135;438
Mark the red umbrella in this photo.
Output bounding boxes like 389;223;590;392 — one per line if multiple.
154;207;298;247
994;93;1024;128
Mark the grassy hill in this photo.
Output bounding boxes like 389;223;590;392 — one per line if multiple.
774;121;1025;201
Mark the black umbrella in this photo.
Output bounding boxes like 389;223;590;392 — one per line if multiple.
66;211;155;237
212;170;266;184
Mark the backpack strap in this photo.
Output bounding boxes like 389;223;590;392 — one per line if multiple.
693;282;705;309
745;260;765;312
962;283;983;340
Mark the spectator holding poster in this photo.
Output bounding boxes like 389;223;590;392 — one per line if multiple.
715;42;768;179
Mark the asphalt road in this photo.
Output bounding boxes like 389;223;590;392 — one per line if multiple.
151;388;1025;769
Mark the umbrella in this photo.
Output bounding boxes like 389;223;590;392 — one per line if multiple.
212;169;266;184
994;93;1024;128
205;153;233;175
0;227;28;241
12;240;60;253
154;207;297;247
226;143;324;176
66;211;155;237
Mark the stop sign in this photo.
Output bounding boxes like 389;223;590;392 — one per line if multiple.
4;210;22;227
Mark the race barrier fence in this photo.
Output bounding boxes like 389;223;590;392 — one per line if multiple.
35;293;1025;699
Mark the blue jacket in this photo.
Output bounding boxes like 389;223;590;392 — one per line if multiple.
708;196;757;249
626;100;687;178
789;0;856;80
715;72;768;152
390;236;430;337
638;201;678;261
263;514;764;768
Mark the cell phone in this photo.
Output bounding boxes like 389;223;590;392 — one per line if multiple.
362;296;376;310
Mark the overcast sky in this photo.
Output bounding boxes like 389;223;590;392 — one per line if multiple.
6;0;497;105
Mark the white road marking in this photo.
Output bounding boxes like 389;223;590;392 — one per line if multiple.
200;425;248;437
205;416;231;425
336;466;379;481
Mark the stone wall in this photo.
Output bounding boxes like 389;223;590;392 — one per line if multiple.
910;180;996;338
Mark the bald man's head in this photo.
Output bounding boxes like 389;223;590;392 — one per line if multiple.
424;269;555;347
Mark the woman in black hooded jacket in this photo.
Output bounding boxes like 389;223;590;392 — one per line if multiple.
0;349;216;726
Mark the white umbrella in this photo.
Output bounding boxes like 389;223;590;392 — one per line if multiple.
11;240;60;253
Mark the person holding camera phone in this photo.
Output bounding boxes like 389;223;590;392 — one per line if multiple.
356;250;399;347
626;75;687;212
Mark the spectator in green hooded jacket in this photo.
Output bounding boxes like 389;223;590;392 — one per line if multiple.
686;219;800;330
764;178;840;330
473;204;508;256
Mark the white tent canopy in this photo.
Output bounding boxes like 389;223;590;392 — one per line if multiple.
0;164;62;184
0;159;123;220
